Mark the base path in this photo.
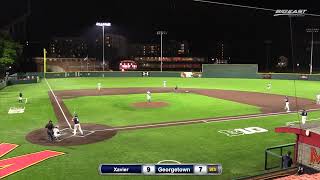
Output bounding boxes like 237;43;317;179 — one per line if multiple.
26;87;319;146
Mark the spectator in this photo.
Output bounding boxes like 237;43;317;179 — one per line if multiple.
282;151;293;169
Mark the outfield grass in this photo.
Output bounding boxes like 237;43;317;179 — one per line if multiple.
63;93;260;126
48;77;320;100
0;78;319;180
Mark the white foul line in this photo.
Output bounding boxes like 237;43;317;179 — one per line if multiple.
52;108;320;141
45;78;72;129
93;108;320;132
286;118;320;126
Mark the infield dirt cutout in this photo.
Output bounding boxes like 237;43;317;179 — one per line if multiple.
26;87;319;146
132;101;169;108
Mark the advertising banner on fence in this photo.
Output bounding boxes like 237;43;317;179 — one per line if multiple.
181;72;202;78
261;74;272;79
300;74;309;80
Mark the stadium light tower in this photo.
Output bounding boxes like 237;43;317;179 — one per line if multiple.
156;31;167;72
306;28;319;74
96;22;111;71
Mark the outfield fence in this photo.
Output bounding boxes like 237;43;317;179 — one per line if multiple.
6;74;39;85
202;64;259;79
0;79;6;90
15;71;183;79
202;64;320;81
7;64;320;81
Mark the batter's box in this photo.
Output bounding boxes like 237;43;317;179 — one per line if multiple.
56;128;95;142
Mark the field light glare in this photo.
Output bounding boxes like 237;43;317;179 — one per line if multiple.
96;22;111;26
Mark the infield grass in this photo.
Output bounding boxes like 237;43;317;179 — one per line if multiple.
63;93;260;126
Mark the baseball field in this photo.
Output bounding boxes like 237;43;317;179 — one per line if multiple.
1;77;320;179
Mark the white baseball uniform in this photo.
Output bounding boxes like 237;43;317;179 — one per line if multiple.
267;83;272;90
316;94;320;104
163;81;167;87
146;91;151;102
301;111;307;124
97;83;101;91
73;117;83;135
53;127;61;139
284;97;290;112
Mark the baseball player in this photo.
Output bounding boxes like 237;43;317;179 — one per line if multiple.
72;114;83;136
266;82;272;90
316;94;320;104
45;120;54;142
18;92;23;103
284;96;290;112
53;125;61;140
174;85;178;93
163;80;167;87
97;83;101;91
146;91;151;103
301;109;307;124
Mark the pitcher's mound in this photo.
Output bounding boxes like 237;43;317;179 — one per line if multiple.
132;102;169;108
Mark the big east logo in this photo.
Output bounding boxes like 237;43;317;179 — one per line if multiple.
0;143;64;178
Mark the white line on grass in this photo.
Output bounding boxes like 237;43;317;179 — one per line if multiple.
56;129;95;142
44;78;72;129
53;101;320;141
93;108;320;132
286;118;320;126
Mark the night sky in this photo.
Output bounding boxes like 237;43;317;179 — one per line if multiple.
1;0;320;65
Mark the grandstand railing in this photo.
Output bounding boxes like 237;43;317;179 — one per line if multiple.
265;143;296;170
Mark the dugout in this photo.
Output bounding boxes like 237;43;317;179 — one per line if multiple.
275;125;320;173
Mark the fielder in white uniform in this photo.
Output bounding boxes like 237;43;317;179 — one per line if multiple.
266;83;272;90
301;109;307;124
163;80;167;87
97;83;101;91
72;115;83;135
284;96;290;112
18;92;23;103
146;91;151;103
316;94;320;105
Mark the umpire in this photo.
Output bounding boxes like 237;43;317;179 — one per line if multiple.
45;120;54;142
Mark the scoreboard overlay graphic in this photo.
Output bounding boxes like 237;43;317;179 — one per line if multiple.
99;163;222;176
